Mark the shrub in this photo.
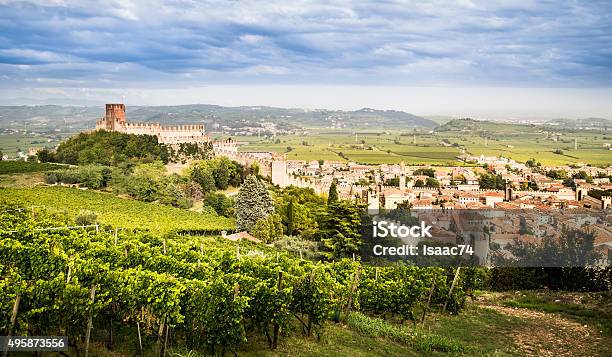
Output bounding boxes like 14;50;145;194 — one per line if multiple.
75;209;98;226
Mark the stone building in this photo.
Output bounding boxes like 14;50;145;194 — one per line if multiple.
95;104;210;145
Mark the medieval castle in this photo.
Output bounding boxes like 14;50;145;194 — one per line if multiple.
95;104;210;145
95;103;282;178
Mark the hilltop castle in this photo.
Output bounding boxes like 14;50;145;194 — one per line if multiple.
95;104;210;145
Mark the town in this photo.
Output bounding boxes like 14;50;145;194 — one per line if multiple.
268;154;612;211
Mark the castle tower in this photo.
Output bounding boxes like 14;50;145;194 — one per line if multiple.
271;156;288;187
575;185;588;201
103;103;126;130
367;191;380;212
504;180;512;201
399;174;406;189
602;196;611;209
106;104;126;123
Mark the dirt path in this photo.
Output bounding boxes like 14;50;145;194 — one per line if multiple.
479;303;606;356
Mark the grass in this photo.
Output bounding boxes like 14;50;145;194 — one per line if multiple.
0;172;46;188
51;289;612;357
346;312;470;354
88;321;421;357
233;129;612;166
424;304;525;355
0;186;234;233
495;290;612;335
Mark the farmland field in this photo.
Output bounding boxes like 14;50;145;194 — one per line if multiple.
0;186;234;233
0;133;63;157
232;128;612;166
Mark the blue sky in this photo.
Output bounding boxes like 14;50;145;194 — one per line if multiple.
1;0;611;118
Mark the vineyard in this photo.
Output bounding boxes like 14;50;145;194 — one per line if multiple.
0;203;472;356
0;187;234;234
0;161;65;175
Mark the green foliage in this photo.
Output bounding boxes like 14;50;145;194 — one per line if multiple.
203;192;234;217
235;175;274;232
251;214;283;244
589;188;612;200
75;209;98;226
490;267;611;292
479;173;505;190
173;142;213;163
36;148;55;163
346;312;469;354
526;158;541;168
214;159;230;190
493;226;601;267
275;186;325;240
425;177;440;188
546;169;568;179
0;203;475;355
0;161;63;175
54;130;170;166
413;168;435;177
0;187;233;234
112;162;167;202
384;177;399;187
273;236;323;261
191;166;216;193
327;180;338;204
190;158;243;191
319;201;363;259
46;165;111;189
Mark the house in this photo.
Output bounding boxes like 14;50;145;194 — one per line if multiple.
223;231;262;244
484;191;505;207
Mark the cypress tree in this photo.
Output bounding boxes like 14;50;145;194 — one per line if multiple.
327;180;338;205
287;198;294;236
235;174;274;232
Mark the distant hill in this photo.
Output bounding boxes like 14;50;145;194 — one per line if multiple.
435;118;611;134
544;118;611;130
0;104;437;132
434;118;539;134
423;115;456;124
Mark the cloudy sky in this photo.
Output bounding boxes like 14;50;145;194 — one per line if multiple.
1;0;611;118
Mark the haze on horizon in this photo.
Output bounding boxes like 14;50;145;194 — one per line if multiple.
1;1;611;120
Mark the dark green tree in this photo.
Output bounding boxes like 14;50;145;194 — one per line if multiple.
319;201;363;259
413;168;435;177
36;148;55;163
235;175;275;232
191;166;216;193
287;198;295;236
327;180;338;205
425;177;440;188
214;159;230;189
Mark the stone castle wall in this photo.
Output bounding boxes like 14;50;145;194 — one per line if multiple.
95;104;209;145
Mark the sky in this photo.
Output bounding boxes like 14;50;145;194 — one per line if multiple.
0;0;611;119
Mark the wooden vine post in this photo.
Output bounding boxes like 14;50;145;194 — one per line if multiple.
137;308;144;356
442;267;461;313
156;316;166;357
2;293;21;357
272;271;283;349
421;272;438;324
345;265;362;316
84;286;96;357
136;321;143;355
